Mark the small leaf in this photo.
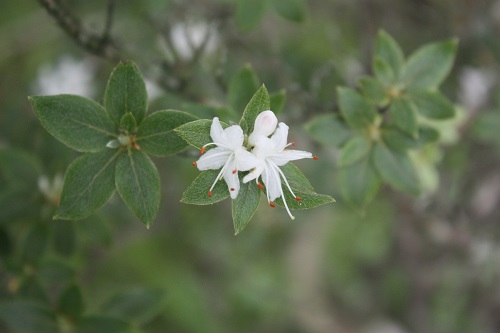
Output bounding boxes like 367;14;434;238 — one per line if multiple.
119;113;137;134
180;170;230;205
389;97;419;137
410;91;456;119
105;61;148;125
337;87;377;130
77;316;134;333
374;30;405;77
305;114;353;148
280;163;315;193
58;284;84;320
228;65;260;112
56;150;120;220
271;0;307;22
29;95;117;152
175;119;229;150
373;142;420;195
270;89;286;115
401;39;458;90
417;126;440;145
338;136;371;167
339;155;381;206
373;57;396;85
115;149;160;226
235;0;267;31
382;127;419;152
0;301;59;333
102;288;164;325
232;179;261;235
136;110;197;156
239;85;271;134
359;77;387;105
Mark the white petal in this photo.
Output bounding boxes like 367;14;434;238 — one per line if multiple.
223;161;240;199
251;135;276;158
222;125;244;149
262;162;282;202
270;149;313;166
248;110;278;145
243;163;264;183
196;147;231;170
270;122;289;151
234;147;260;172
209;117;225;143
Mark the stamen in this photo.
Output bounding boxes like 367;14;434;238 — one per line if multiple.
200;146;206;154
192;161;197;167
270;202;276;208
291;141;296;146
208;154;233;196
295;197;302;201
230;188;235;191
270;164;295;220
274;164;298;199
208;190;212;197
232;169;237;174
257;182;265;190
313;156;318;160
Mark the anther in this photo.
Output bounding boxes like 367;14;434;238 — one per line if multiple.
257;182;265;190
192;161;197;167
291;141;296;146
230;188;235;191
295;197;302;201
232;169;237;174
208;190;212;197
200;147;206;154
313;155;319;160
270;202;276;208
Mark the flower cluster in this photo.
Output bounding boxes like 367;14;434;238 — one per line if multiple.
194;111;317;219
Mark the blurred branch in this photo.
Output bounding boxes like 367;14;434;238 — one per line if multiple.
37;0;119;60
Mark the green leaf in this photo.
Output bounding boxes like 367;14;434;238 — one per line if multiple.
119;113;137;134
136;110;197;156
373;57;396;85
389;97;419;137
417;126;440;145
337;87;377;130
374;30;405;77
359;77;387;105
58;284;84;320
105;61;148;125
373;142;420;195
228;65;260;112
0;301;59;333
77;316;134;333
235;0;267;31
175;119;229;150
239;85;271;134
180;170;230;205
339;155;381;206
232;179;261;235
22;223;49;265
382;127;418;152
102;288;165;325
401;39;458;90
338;136;371;167
410;91;455;119
29;95;117;152
271;0;306;22
270;89;286;115
56;150;120;220
274;163;335;210
305;114;353;148
115;149;160;226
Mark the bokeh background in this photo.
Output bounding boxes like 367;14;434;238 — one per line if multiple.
1;0;500;332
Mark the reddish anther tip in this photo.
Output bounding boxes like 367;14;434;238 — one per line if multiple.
295;197;302;201
257;182;265;190
313;155;319;160
200;147;206;154
230;188;235;191
132;142;141;150
192;161;197;167
208;190;212;197
232;169;237;174
270;202;276;208
291;141;296;146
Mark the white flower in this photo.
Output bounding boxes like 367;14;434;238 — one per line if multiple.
195;117;259;199
243;116;317;220
248;110;278;146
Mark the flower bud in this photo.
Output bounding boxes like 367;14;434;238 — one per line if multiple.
248;110;278;146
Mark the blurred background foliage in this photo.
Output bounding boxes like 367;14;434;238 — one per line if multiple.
1;0;500;332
